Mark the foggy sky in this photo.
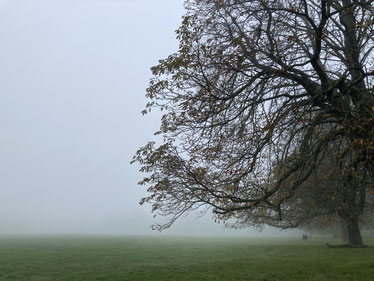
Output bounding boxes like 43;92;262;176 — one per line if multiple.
0;0;290;236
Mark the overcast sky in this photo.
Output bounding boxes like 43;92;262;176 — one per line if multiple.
0;0;292;236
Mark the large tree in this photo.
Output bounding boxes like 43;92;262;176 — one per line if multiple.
132;0;374;246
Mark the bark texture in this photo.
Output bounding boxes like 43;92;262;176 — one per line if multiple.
346;217;364;246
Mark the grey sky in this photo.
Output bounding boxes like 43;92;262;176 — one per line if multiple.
0;0;290;236
0;0;184;234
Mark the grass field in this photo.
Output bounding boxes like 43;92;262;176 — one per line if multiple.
0;235;373;281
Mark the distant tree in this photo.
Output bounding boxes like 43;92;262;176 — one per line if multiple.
132;0;374;246
263;144;374;246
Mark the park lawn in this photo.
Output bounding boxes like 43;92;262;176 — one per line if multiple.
0;235;373;281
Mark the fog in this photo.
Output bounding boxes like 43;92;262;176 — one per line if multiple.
0;0;297;237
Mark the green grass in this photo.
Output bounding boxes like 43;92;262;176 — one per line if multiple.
0;235;373;281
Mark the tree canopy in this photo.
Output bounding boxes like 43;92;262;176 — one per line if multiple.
132;0;374;245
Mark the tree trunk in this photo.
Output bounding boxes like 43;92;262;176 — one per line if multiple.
345;217;364;246
326;217;367;248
